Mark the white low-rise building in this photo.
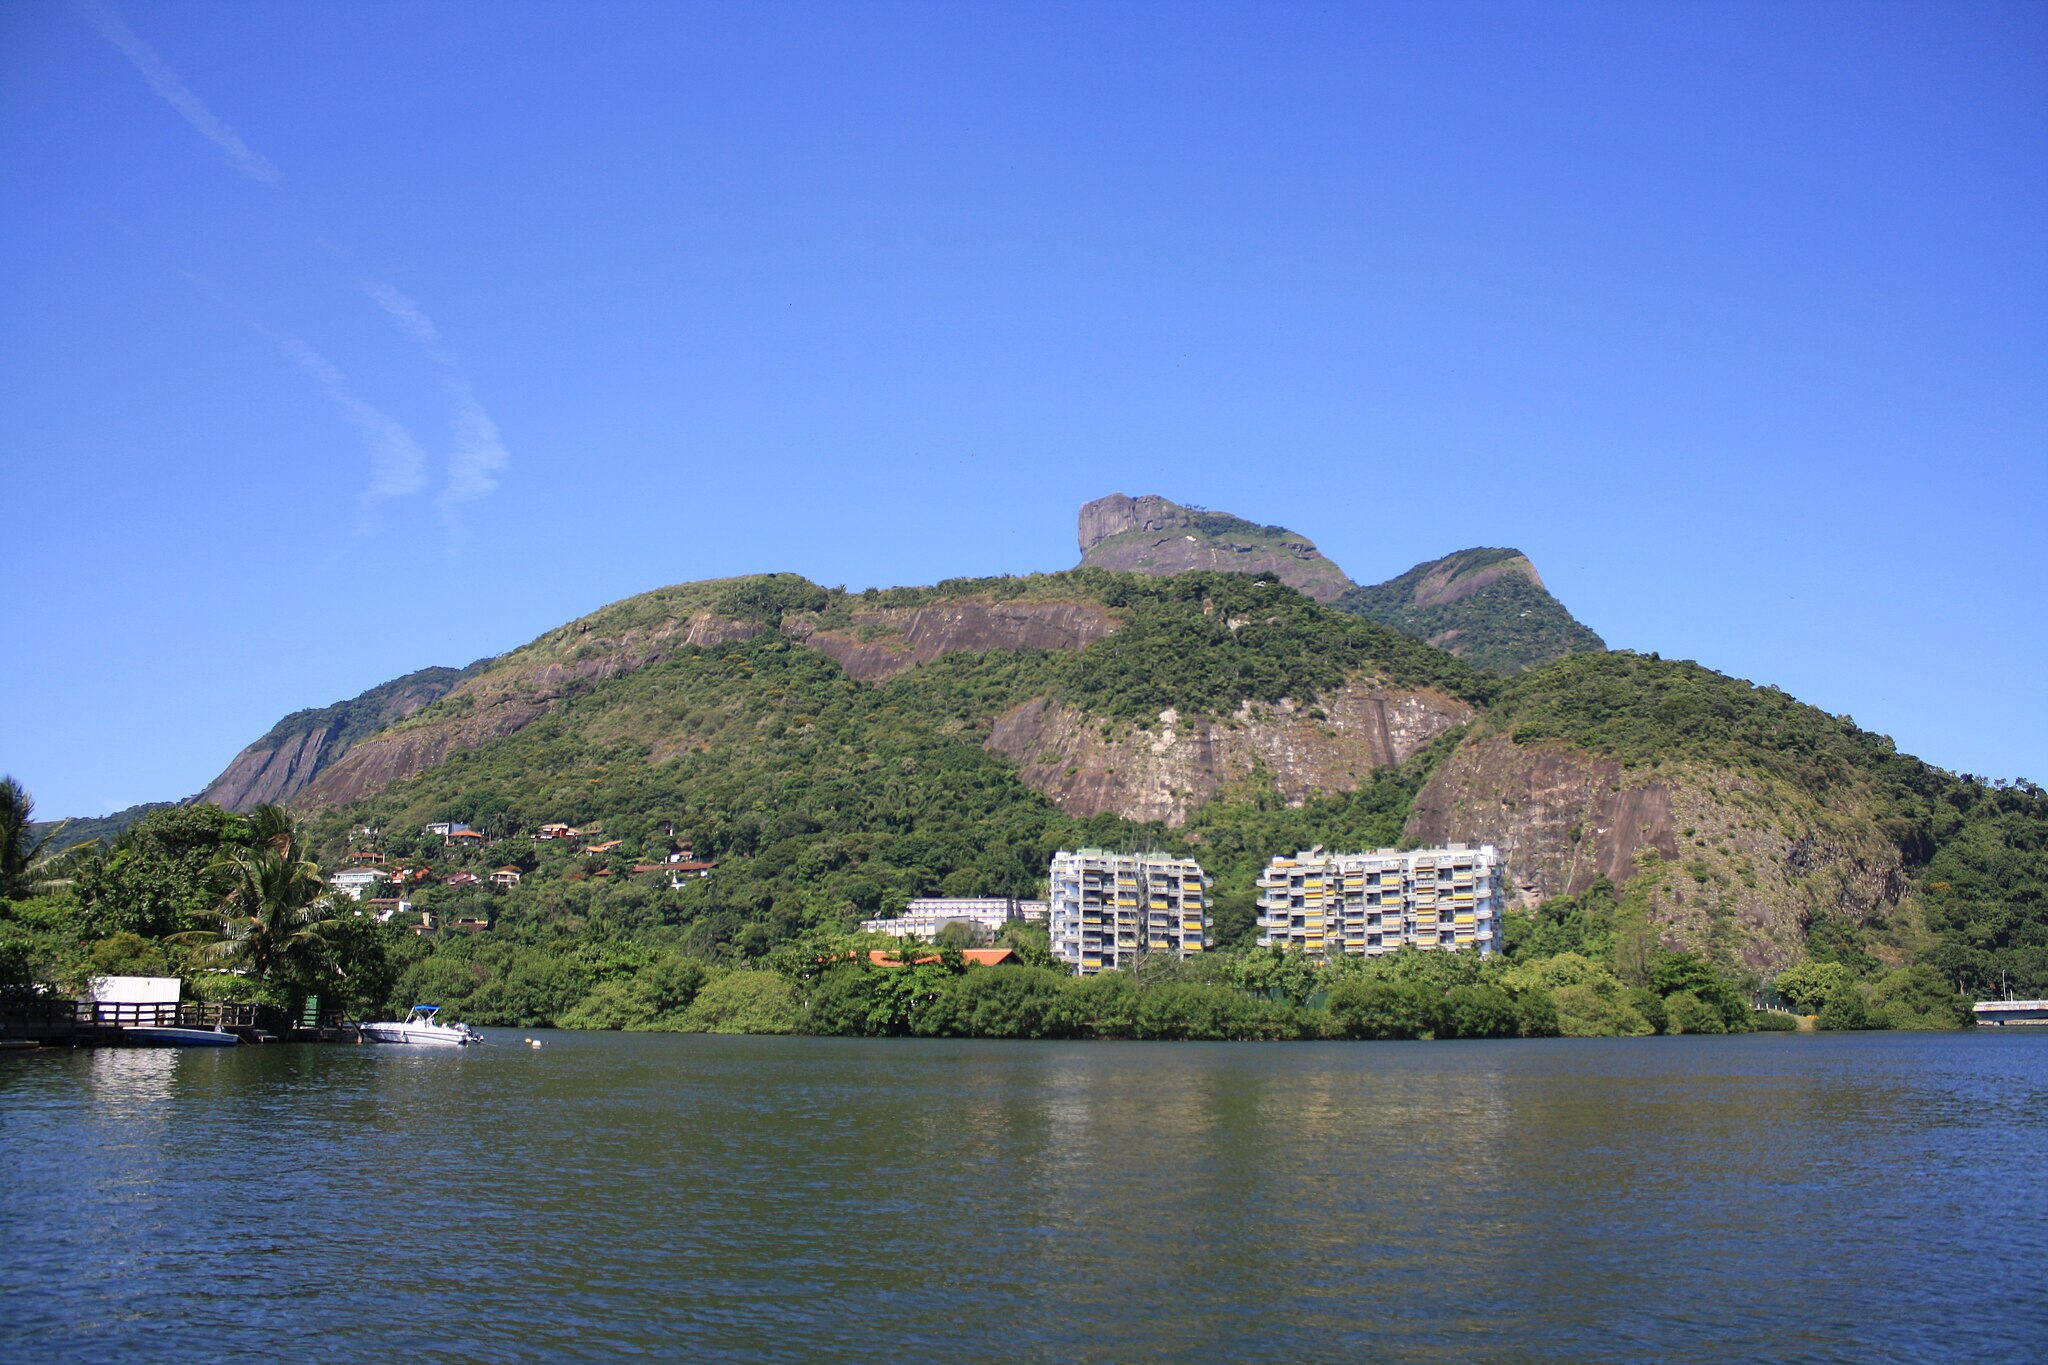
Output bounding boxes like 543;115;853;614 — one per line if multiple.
328;867;389;901
860;897;1044;941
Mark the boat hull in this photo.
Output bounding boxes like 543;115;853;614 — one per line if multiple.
124;1026;240;1048
358;1022;480;1046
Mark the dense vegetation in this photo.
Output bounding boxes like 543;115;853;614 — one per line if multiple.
1481;651;2048;995
8;556;2034;1038
26;800;176;853
1;783;396;1018
1336;547;1606;673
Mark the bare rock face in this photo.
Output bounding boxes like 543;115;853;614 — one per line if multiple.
1404;734;1909;971
1406;735;1676;902
1075;493;1355;603
1078;494;1196;553
784;601;1120;681
295;612;761;807
202;724;343;812
988;681;1472;825
1409;554;1544;608
198;670;465;811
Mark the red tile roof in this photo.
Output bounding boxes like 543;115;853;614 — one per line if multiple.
865;948;1019;967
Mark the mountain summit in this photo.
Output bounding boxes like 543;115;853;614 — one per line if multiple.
1075;493;1354;602
1335;548;1605;673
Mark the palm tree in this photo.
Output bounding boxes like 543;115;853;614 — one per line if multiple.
1;775;78;899
194;805;337;982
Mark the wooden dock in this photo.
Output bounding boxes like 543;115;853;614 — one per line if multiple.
0;998;353;1047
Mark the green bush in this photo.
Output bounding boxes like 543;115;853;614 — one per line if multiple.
1816;981;1880;1032
1131;982;1255;1040
1750;1009;1799;1031
916;967;1071;1038
1549;983;1655;1037
1513;989;1561;1038
1868;965;1971;1030
681;970;800;1034
1665;990;1727;1035
1626;986;1669;1035
1327;978;1440;1040
1439;984;1520;1039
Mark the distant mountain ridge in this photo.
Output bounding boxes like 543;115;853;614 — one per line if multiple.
1076;493;1355;603
35;491;2039;987
175;497;1605;817
196;663;489;811
1075;493;1605;673
1336;547;1606;673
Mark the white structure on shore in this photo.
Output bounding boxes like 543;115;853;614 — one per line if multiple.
860;897;1049;941
1049;850;1210;975
1256;843;1503;960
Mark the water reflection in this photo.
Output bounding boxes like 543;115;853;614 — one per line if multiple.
3;1034;2045;1363
87;1045;178;1112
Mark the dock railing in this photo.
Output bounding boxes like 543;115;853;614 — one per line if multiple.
0;997;290;1042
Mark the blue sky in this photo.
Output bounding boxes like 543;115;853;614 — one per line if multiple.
3;0;2042;818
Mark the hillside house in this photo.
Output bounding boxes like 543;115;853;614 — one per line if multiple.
444;871;479;888
445;829;486;847
424;821;472;837
329;868;389;900
581;839;624;855
489;866;524;889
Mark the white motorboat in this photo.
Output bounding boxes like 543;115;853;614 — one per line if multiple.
123;1024;239;1048
357;1004;483;1047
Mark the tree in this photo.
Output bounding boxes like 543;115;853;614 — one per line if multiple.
188;805;336;989
1439;984;1520;1039
1327;978;1439;1040
1817;981;1879;1031
1;776;89;900
1774;959;1850;1015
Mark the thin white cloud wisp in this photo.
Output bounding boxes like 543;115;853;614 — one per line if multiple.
364;281;511;515
74;0;280;184
268;331;429;506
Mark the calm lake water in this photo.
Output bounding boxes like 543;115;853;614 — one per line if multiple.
3;1031;2044;1362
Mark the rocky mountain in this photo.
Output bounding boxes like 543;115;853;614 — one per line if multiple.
287;570;1476;820
138;500;2034;987
1074;498;1603;673
1335;547;1606;673
1076;493;1355;603
198;664;487;811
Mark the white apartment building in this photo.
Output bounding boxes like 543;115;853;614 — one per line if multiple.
860;897;1048;941
1256;843;1503;960
1049;850;1210;974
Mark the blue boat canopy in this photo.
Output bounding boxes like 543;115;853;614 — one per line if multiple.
410;1004;441;1013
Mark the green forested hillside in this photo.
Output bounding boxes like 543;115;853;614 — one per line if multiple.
7;566;2037;1041
1480;650;2047;994
1337;548;1606;673
312;571;1488;955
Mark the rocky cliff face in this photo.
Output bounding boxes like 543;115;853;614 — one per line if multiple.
1076;493;1355;603
198;667;472;811
1405;734;1908;970
989;681;1472;825
782;601;1120;681
292;596;1128;807
296;612;762;807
